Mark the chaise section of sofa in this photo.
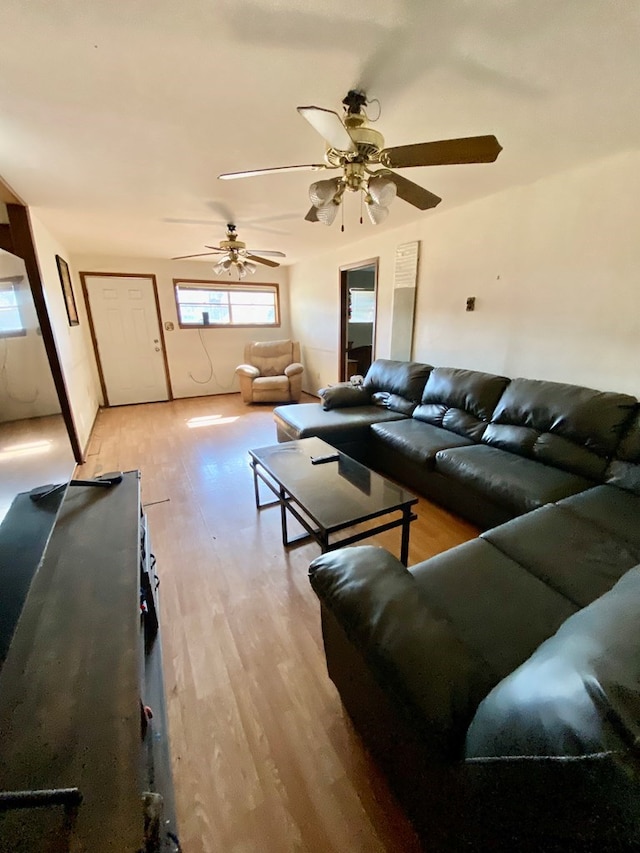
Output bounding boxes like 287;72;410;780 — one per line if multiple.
273;358;432;461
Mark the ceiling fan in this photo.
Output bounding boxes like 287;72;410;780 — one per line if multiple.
171;223;286;279
219;90;502;226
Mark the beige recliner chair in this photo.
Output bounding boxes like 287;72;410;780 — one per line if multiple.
235;340;304;403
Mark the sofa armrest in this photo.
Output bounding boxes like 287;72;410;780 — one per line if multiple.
284;362;304;377
309;546;494;750
235;364;260;378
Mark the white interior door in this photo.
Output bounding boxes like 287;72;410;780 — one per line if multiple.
84;275;168;406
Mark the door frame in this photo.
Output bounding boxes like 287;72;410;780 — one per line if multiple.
79;271;173;406
5;202;84;463
338;257;379;382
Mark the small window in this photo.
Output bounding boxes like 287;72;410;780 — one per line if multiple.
0;279;26;338
174;280;280;328
349;289;375;323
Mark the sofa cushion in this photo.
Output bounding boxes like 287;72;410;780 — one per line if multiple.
434;444;592;515
482;504;640;608
273;402;406;446
371;419;474;468
483;377;637;480
413;367;509;442
363;358;432;402
465;565;640;759
605;408;640;495
319;383;372;410
410;538;578;682
557;485;640;551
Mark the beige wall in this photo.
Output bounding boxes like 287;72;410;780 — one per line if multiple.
71;254;292;399
289;151;640;398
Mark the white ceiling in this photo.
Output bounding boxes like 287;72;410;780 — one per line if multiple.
1;0;639;265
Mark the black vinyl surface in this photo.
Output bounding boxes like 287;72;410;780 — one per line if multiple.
0;489;64;668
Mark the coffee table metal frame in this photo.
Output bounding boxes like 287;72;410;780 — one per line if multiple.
249;440;418;566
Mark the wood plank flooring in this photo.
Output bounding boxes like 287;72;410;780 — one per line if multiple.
75;393;479;853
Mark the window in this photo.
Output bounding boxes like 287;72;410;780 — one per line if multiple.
174;280;280;328
0;278;26;338
349;288;376;323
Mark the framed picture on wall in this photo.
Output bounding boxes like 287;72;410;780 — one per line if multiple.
55;254;79;326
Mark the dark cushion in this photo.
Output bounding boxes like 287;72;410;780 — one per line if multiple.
371;419;474;468
482;504;640;608
319;383;372;410
410;538;578;682
363;358;432;402
556;486;640;551
273;402;406;446
605;409;640;495
308;545;496;757
434;444;592;515
465;565;640;758
484;377;637;480
413;367;509;442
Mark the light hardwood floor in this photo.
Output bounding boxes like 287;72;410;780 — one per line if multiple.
75;394;479;853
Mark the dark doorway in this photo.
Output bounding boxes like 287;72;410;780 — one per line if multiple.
339;258;378;382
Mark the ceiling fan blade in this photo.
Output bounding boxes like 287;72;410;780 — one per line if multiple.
219;163;330;180
297;106;357;153
246;254;280;268
381;135;503;169
246;249;286;258
304;206;319;223
171;251;221;260
386;172;442;210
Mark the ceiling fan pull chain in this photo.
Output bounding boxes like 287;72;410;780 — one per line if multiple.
341;201;345;233
360;192;363;225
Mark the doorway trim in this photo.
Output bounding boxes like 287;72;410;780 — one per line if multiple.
79;271;173;406
6;203;84;463
338;257;379;382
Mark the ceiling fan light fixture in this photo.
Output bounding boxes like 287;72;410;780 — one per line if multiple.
315;203;340;226
368;174;397;207
309;177;340;208
244;260;257;274
365;200;390;225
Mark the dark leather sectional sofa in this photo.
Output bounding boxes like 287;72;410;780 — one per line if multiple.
273;359;640;851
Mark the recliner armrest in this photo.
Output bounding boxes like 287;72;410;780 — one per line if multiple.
285;362;304;377
236;364;260;378
309;546;494;751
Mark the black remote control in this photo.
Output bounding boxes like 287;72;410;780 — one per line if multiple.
310;453;340;464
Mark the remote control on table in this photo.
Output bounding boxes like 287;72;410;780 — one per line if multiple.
310;453;340;464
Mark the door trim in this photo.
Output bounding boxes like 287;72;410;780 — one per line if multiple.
79;271;173;406
6;203;84;462
338;257;379;382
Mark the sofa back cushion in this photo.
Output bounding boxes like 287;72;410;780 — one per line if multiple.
363;359;432;414
605;408;640;495
482;378;637;480
465;564;640;759
412;367;510;442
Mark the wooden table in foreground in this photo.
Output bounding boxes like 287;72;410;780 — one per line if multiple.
249;437;419;566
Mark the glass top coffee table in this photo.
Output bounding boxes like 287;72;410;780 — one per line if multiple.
249;436;418;565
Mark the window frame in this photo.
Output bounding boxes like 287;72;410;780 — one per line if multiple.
173;278;281;330
0;276;27;339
